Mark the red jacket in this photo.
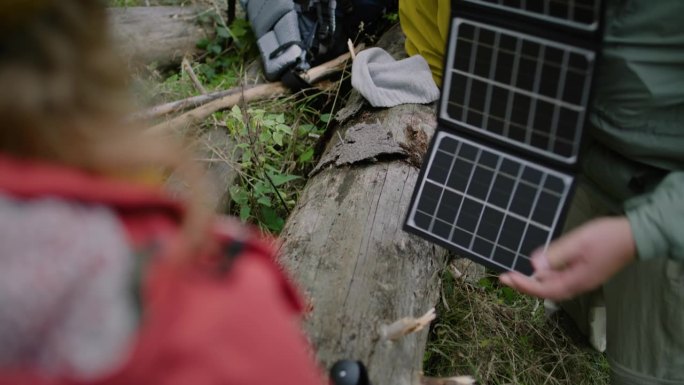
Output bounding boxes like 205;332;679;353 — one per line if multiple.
0;155;324;385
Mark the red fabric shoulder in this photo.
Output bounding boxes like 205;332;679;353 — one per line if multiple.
97;240;323;385
0;154;324;385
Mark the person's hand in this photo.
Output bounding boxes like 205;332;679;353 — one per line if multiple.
499;217;636;301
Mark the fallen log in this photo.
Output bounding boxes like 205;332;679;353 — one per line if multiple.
278;26;449;385
109;6;212;68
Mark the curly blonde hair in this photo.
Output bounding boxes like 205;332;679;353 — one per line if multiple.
0;0;212;254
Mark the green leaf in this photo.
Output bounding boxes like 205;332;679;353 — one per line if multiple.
320;113;332;123
257;195;272;207
276;123;293;135
261;117;276;128
239;205;251;222
200;65;216;81
261;207;285;232
478;277;493;291
273;131;284;146
269;173;300;187
230;22;247;38
241;150;252;164
196;38;210;49
230;105;242;121
229;185;249;205
298;148;315;162
254;180;270;196
500;287;517;304
217;27;232;39
209;44;223;55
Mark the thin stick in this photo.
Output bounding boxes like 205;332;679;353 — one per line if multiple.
182;57;207;95
420;375;476;385
347;39;356;61
132;87;244;121
148;45;364;134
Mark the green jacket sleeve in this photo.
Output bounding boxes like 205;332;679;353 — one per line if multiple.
625;172;684;262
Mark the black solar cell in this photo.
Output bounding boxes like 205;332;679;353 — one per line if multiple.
442;19;595;164
407;132;572;275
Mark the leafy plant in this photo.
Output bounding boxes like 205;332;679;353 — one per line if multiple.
224;105;324;232
196;15;258;85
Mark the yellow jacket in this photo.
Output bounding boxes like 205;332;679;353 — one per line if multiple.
398;0;451;86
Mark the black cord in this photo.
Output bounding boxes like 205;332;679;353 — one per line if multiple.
227;0;236;23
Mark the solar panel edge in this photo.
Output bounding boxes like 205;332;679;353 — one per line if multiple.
452;0;604;41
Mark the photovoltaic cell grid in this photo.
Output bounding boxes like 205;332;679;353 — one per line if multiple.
441;19;595;164
407;132;572;275
464;0;601;31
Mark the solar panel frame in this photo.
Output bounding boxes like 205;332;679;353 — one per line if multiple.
462;0;602;32
405;131;575;276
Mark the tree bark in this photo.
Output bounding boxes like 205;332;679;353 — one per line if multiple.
109;6;211;68
278;26;448;385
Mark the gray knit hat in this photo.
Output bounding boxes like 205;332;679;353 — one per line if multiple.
351;47;440;108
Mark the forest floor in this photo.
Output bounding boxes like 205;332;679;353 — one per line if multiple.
112;1;610;383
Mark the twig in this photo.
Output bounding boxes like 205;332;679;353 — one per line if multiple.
182;57;207;95
347;39;356;61
380;308;436;341
147;45;364;135
420;375;477;385
131;87;244;121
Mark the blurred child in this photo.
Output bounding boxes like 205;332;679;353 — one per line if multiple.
0;1;323;384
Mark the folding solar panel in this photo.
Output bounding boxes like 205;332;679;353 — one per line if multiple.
404;0;603;275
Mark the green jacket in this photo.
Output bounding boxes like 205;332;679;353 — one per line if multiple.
399;0;684;262
585;0;684;263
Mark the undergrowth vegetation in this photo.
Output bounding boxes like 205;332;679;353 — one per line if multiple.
221;101;329;232
112;1;610;383
120;2;338;232
426;268;610;384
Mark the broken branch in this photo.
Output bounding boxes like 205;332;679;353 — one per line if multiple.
420;375;476;385
182;57;207;95
146;45;364;135
380;308;437;341
132;87;243;121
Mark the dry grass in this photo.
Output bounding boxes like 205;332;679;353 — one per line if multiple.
424;268;610;385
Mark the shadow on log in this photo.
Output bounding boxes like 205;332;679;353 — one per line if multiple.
279;26;448;385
